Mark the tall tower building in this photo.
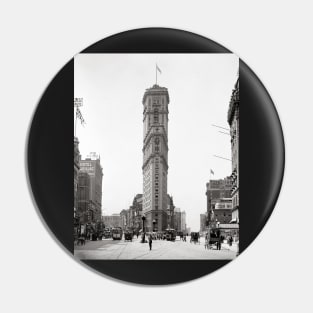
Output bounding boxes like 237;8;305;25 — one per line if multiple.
142;84;170;231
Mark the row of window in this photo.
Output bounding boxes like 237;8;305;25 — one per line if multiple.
148;97;165;105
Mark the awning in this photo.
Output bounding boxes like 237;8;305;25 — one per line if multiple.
218;223;239;229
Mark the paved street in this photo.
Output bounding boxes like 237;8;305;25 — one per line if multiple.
74;236;238;260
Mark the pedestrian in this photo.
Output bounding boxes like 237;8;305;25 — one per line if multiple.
148;233;153;251
204;232;210;249
229;235;233;247
217;237;222;250
216;229;221;250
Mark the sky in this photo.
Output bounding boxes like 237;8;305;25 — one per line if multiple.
74;53;238;231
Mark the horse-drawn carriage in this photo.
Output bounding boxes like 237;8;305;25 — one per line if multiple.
190;232;200;244
124;231;133;242
165;228;177;241
205;229;221;249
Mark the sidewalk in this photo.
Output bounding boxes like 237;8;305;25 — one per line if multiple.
221;242;239;253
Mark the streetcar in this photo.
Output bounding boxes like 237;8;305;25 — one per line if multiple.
112;227;123;240
165;228;177;241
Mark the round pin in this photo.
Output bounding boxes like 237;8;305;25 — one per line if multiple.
27;28;284;285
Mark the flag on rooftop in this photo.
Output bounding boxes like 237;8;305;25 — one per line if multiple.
156;64;162;74
76;107;86;126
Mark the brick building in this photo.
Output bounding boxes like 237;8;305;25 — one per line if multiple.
206;176;232;213
80;153;103;223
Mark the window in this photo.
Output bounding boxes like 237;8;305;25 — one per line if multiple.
154;109;159;123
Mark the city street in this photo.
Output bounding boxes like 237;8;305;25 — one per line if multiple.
74;236;238;260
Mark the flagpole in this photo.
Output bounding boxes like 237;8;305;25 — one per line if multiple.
156;64;157;85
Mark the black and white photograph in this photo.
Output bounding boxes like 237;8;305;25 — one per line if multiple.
73;53;239;260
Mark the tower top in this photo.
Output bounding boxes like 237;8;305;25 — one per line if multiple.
142;84;170;104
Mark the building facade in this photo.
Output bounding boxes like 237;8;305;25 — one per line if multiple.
103;214;121;228
119;194;143;232
77;172;91;223
228;78;239;222
174;207;182;232
142;84;170;231
166;194;175;229
80;153;103;223
74;137;80;211
120;209;128;231
206;176;232;213
213;198;232;224
128;194;143;232
181;211;186;232
200;213;207;233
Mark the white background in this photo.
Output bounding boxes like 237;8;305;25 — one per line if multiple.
1;1;312;312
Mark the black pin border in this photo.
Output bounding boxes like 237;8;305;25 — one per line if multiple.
27;28;285;285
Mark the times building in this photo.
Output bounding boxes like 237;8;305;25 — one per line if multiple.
142;84;170;231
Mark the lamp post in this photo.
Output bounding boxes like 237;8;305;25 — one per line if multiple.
141;215;146;243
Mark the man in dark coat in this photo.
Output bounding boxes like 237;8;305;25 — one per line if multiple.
148;234;153;251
